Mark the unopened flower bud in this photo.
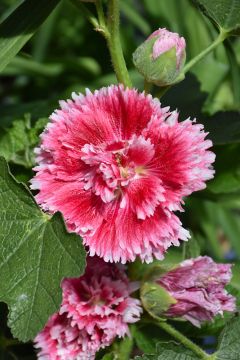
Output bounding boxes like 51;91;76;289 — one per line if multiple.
133;28;186;86
141;257;235;327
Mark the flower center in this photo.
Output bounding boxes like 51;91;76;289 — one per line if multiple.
81;136;155;204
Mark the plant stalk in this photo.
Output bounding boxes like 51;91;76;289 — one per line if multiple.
156;321;210;359
181;31;228;75
107;0;132;87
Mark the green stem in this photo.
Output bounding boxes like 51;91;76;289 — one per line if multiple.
155;85;170;99
95;0;105;28
70;0;99;28
182;31;227;75
107;0;132;87
71;0;131;87
144;80;152;94
156;321;210;359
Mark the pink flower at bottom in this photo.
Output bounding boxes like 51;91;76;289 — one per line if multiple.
31;85;215;263
35;257;142;359
158;256;236;327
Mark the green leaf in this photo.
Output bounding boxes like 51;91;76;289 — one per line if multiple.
215;317;240;359
216;207;240;257
182;235;201;260
0;115;48;168
193;0;240;35
133;341;199;359
0;0;61;72
202;112;240;145
207;145;240;194
132;324;169;354
99;336;133;360
112;337;133;360
0;101;56;128
231;263;240;291
121;0;151;35
100;354;114;360
0;157;86;341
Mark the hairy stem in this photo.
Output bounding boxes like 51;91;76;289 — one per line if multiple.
95;0;105;28
156;321;211;359
71;0;131;87
181;31;227;75
107;0;132;87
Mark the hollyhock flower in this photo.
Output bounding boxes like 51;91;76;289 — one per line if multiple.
31;85;215;263
35;257;142;359
158;256;236;327
133;28;186;86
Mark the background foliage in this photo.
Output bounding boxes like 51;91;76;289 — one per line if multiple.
0;0;240;359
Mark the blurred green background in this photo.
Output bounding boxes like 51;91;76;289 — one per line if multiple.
0;0;240;358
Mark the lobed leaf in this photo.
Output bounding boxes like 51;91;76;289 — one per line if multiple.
193;0;240;35
216;317;240;359
0;157;86;341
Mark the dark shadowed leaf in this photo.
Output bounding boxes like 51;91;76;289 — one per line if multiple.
0;0;61;72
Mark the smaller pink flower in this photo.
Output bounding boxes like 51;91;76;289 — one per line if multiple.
35;257;142;359
149;28;186;68
158;256;236;327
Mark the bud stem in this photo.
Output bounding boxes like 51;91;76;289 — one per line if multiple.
181;30;228;76
155;85;170;99
144;80;152;94
155;321;212;359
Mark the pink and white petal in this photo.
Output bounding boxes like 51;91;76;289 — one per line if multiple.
84;203;189;263
125;135;155;167
34;178;104;235
121;176;165;219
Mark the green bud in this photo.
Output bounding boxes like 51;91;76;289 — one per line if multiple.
133;28;186;86
140;281;177;320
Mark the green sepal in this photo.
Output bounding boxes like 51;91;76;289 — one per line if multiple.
140;281;177;320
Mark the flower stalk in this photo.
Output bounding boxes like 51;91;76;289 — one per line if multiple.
71;0;132;87
156;321;210;359
106;0;132;87
180;30;228;77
